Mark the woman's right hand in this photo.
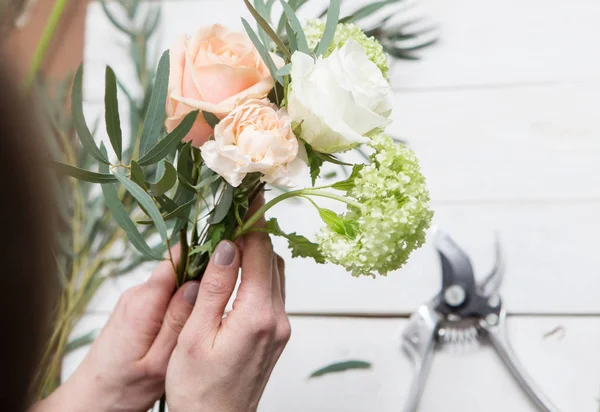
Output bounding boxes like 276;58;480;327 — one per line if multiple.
165;231;291;412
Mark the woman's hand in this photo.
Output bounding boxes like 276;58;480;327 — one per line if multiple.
32;247;200;412
165;233;291;412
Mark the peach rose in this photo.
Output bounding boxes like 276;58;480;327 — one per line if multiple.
201;98;307;187
166;24;284;147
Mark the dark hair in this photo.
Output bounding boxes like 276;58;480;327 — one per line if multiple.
0;58;56;410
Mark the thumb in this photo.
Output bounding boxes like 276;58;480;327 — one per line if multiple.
144;281;199;370
183;241;240;345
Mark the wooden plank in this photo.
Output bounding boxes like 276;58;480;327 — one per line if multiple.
388;81;600;201
389;0;600;89
63;315;600;412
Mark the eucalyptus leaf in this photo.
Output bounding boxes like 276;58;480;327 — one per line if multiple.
276;0;308;35
149;161;177;196
53;162;118;184
138;110;198;166
72;66;110;165
277;63;292;77
279;0;309;53
100;145;161;259
137;198;195;225
139;50;170;156
194;173;221;191
309;360;372;378
241;19;283;86
244;0;291;59
315;0;340;56
130;160;146;188
104;66;123;160
208;183;233;224
113;172;168;243
340;0;400;24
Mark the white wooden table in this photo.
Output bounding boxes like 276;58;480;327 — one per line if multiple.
68;1;600;411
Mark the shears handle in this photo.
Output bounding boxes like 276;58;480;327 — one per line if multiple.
485;310;562;412
401;303;441;412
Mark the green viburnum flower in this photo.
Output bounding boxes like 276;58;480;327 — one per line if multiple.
304;19;389;78
316;134;433;277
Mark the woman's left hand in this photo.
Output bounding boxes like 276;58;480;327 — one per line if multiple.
32;246;199;412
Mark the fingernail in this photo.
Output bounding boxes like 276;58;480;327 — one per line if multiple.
183;282;200;305
213;241;235;266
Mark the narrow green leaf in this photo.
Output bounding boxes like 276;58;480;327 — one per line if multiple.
285;21;298;53
340;0;399;24
309;360;372;378
276;0;308;35
138;110;198;166
149;161;177;196
208;183;234;224
241;19;283;86
104;66;123;160
156;195;193;220
139;50;170;156
315;0;340;56
113;172;168;243
99;145;161;259
71;65;110;164
244;0;291;59
194;173;221;191
100;0;135;36
66;330;98;353
130;160;146;188
305;143;324;185
137;198;195;225
53;161;117;183
279;0;309;53
277;63;292;77
202;111;220;129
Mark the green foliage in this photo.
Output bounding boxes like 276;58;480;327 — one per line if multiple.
314;0;339;56
242;18;283;87
148;161;177;196
208;183;234;224
53;161;118;183
104;66;123;160
309;360;372;378
265;218;325;264
330;164;364;192
244;0;291;59
279;0;309;53
139;50;170;156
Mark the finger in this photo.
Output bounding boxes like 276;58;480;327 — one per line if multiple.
271;255;284;309
236;228;273;308
144;280;199;370
183;241;240;344
275;254;286;304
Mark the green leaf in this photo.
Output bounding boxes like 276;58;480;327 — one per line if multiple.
71;65;110;165
195;173;221;191
340;0;399;24
202;111;220;129
305;143;324;186
100;145;161;259
138;110;199;166
277;63;292;77
104;66;123;160
330;164;363;191
53;161;117;183
130;160;146;188
285;21;298;52
241;18;283;86
139;50;170;156
317;207;346;234
137;198;195;225
315;0;340;56
156;195;194;220
113;172;168;243
208;183;234;224
276;0;308;35
244;0;291;59
149;161;177;196
265;218;326;264
309;360;372;378
66;330;98;353
279;0;309;53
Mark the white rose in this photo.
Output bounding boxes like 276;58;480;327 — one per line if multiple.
201;98;308;187
287;39;393;154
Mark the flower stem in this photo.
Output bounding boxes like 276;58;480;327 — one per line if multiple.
233;188;361;239
24;0;71;89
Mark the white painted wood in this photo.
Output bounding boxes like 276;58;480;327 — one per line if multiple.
63;315;600;412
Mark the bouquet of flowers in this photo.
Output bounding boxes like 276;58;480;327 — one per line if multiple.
56;0;433;287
